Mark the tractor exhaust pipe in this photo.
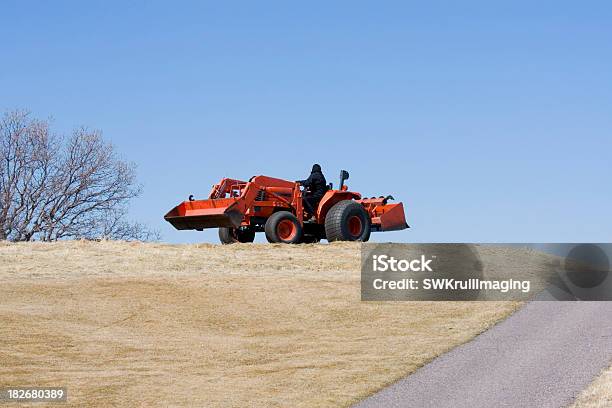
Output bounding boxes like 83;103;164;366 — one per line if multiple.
339;170;349;190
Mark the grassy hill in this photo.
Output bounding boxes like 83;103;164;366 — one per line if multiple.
0;241;557;407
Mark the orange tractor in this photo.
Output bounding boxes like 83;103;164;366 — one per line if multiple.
164;170;408;244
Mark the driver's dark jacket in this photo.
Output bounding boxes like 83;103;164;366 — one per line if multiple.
297;170;327;199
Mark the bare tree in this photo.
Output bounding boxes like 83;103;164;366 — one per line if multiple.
0;110;158;241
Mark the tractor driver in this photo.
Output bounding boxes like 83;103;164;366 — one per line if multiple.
297;164;327;218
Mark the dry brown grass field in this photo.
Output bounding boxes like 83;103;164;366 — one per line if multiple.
0;241;558;407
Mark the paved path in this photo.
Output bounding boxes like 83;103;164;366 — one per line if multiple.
355;300;612;408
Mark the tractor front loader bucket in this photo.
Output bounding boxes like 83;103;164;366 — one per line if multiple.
164;198;243;230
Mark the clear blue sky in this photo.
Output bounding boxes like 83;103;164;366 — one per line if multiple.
2;1;611;243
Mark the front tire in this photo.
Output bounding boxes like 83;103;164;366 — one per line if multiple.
265;211;303;244
324;200;371;242
218;227;256;244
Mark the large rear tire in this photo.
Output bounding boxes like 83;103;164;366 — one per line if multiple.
218;227;256;244
265;211;303;244
324;200;371;242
